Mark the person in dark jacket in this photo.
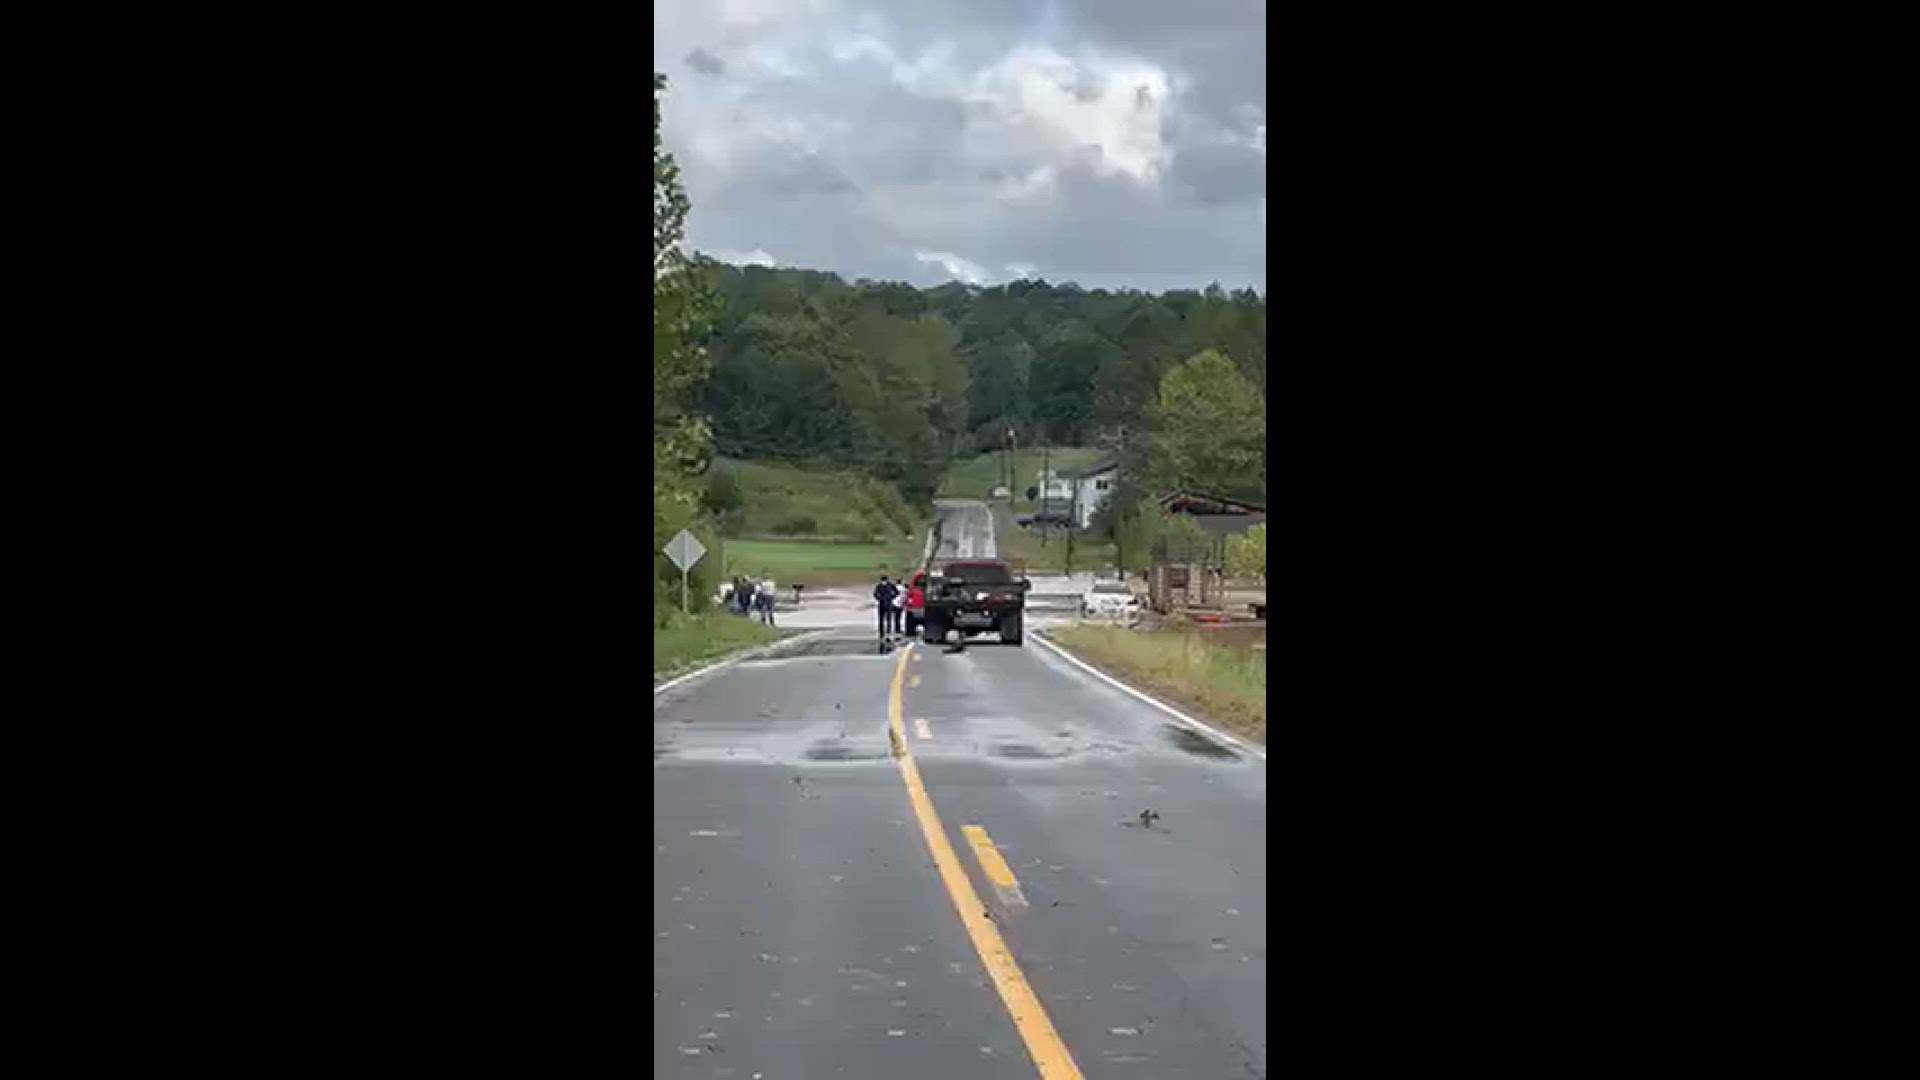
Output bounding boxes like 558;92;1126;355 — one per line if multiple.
873;575;899;638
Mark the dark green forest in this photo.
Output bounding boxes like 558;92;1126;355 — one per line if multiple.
697;266;1267;506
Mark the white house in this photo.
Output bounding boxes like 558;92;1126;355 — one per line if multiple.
1061;455;1119;528
1031;469;1073;501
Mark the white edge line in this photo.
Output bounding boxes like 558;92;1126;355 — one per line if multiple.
653;629;833;696
1030;629;1266;761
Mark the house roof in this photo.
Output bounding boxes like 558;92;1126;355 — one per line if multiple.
1157;491;1265;514
1187;512;1267;536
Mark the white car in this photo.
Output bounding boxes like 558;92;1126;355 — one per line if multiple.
1080;581;1141;618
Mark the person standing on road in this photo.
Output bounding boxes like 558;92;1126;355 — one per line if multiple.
757;580;776;626
904;572;925;637
873;574;898;639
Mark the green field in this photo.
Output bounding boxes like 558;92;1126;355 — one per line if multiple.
695;449;1127;584
717;537;929;586
687;456;933;588
710;456;923;542
1046;625;1266;744
988;502;1121;577
936;447;1109;500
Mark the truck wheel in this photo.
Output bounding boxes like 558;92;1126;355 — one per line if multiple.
1000;613;1023;645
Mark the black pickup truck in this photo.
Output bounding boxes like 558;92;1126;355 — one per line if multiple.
921;560;1030;646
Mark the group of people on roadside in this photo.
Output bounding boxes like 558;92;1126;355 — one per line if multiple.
723;576;776;626
873;572;925;638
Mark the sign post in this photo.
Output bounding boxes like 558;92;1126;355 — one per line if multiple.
663;528;707;615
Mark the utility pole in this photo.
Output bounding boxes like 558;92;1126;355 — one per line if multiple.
1005;427;1014;507
1009;426;1018;505
1065;482;1075;576
1040;442;1050;549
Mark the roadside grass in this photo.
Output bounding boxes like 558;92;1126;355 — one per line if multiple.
1045;625;1266;745
936;447;1107;499
653;608;785;679
719;537;928;586
714;457;922;541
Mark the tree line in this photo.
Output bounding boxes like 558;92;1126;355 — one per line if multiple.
697;266;1266;507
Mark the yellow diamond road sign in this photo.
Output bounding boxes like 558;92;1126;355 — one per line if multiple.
664;528;706;572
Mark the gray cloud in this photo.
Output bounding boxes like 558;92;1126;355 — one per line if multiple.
1169;140;1265;207
654;0;1264;292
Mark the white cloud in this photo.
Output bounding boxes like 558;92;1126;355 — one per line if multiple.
708;248;778;267
966;45;1174;184
742;42;807;79
890;40;965;97
1005;262;1038;278
715;0;836;27
830;33;895;67
915;250;993;284
994;165;1058;203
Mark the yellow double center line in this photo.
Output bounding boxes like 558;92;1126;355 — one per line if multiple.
888;643;1083;1079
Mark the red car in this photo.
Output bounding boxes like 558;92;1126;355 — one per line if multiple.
903;572;927;637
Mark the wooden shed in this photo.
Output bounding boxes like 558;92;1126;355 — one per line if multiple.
1147;491;1266;613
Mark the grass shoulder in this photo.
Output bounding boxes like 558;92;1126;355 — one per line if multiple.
654;609;793;680
1044;623;1265;746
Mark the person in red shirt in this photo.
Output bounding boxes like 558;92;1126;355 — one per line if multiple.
904;572;927;638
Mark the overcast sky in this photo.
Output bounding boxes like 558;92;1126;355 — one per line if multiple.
655;0;1265;294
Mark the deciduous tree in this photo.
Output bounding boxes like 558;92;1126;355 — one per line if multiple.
1225;523;1266;584
1145;349;1265;504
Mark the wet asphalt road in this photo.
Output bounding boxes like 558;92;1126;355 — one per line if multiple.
931;497;996;559
654;621;1267;1077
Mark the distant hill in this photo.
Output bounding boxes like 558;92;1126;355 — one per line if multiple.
700;265;1266;507
704;456;921;542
